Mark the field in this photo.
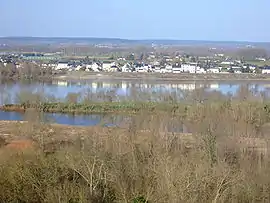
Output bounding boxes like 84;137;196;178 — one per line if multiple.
246;60;270;67
2;86;270;202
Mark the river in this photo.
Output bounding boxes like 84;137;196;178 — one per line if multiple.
0;79;269;104
0;79;269;130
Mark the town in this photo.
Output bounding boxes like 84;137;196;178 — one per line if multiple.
1;50;270;75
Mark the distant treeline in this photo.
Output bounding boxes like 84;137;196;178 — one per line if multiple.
0;62;63;80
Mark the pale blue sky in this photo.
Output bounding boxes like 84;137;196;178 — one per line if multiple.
0;0;269;42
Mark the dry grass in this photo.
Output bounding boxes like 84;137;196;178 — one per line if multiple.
2;93;270;202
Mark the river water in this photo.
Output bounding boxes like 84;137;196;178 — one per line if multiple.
0;79;269;104
0;110;188;133
0;79;269;128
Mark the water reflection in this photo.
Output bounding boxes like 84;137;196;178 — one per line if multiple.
0;80;269;104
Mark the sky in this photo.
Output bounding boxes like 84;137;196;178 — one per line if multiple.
0;0;270;42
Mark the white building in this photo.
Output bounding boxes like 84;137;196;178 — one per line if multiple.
136;65;149;73
152;61;160;66
172;65;181;73
160;67;166;73
234;69;242;74
85;67;91;72
55;62;69;70
102;62;116;71
262;67;270;74
207;68;220;73
165;65;173;73
121;63;132;72
154;66;161;73
91;63;101;72
75;65;82;71
196;67;206;74
108;66;118;72
181;63;200;73
231;66;241;70
220;61;234;65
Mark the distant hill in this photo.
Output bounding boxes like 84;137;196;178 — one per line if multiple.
0;37;270;49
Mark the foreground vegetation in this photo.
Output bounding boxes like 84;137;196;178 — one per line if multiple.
2;88;270;202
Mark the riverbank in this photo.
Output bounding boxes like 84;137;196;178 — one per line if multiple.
54;71;270;82
0;102;187;115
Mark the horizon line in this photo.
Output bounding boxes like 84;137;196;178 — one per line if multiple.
0;36;269;44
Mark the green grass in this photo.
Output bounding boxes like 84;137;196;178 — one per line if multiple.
1;101;189;117
246;60;270;67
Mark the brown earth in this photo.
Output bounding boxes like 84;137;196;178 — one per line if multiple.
0;120;268;156
0;120;194;152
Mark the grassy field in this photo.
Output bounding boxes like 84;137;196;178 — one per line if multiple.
246;60;270;67
2;87;270;202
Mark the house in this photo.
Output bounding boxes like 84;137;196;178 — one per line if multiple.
181;63;200;73
165;58;173;62
220;68;230;74
91;63;102;72
85;64;92;72
160;67;166;73
231;66;242;74
85;67;91;72
108;65;119;72
196;66;206;74
172;64;181;73
207;68;220;73
102;61;116;71
42;63;56;69
220;61;234;65
117;57;126;61
165;65;173;73
262;67;270;74
121;63;132;72
75;65;83;71
55;61;69;70
234;69;242;74
231;66;241;70
135;64;149;73
250;66;256;71
154;66;161;73
152;61;160;66
243;65;256;72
